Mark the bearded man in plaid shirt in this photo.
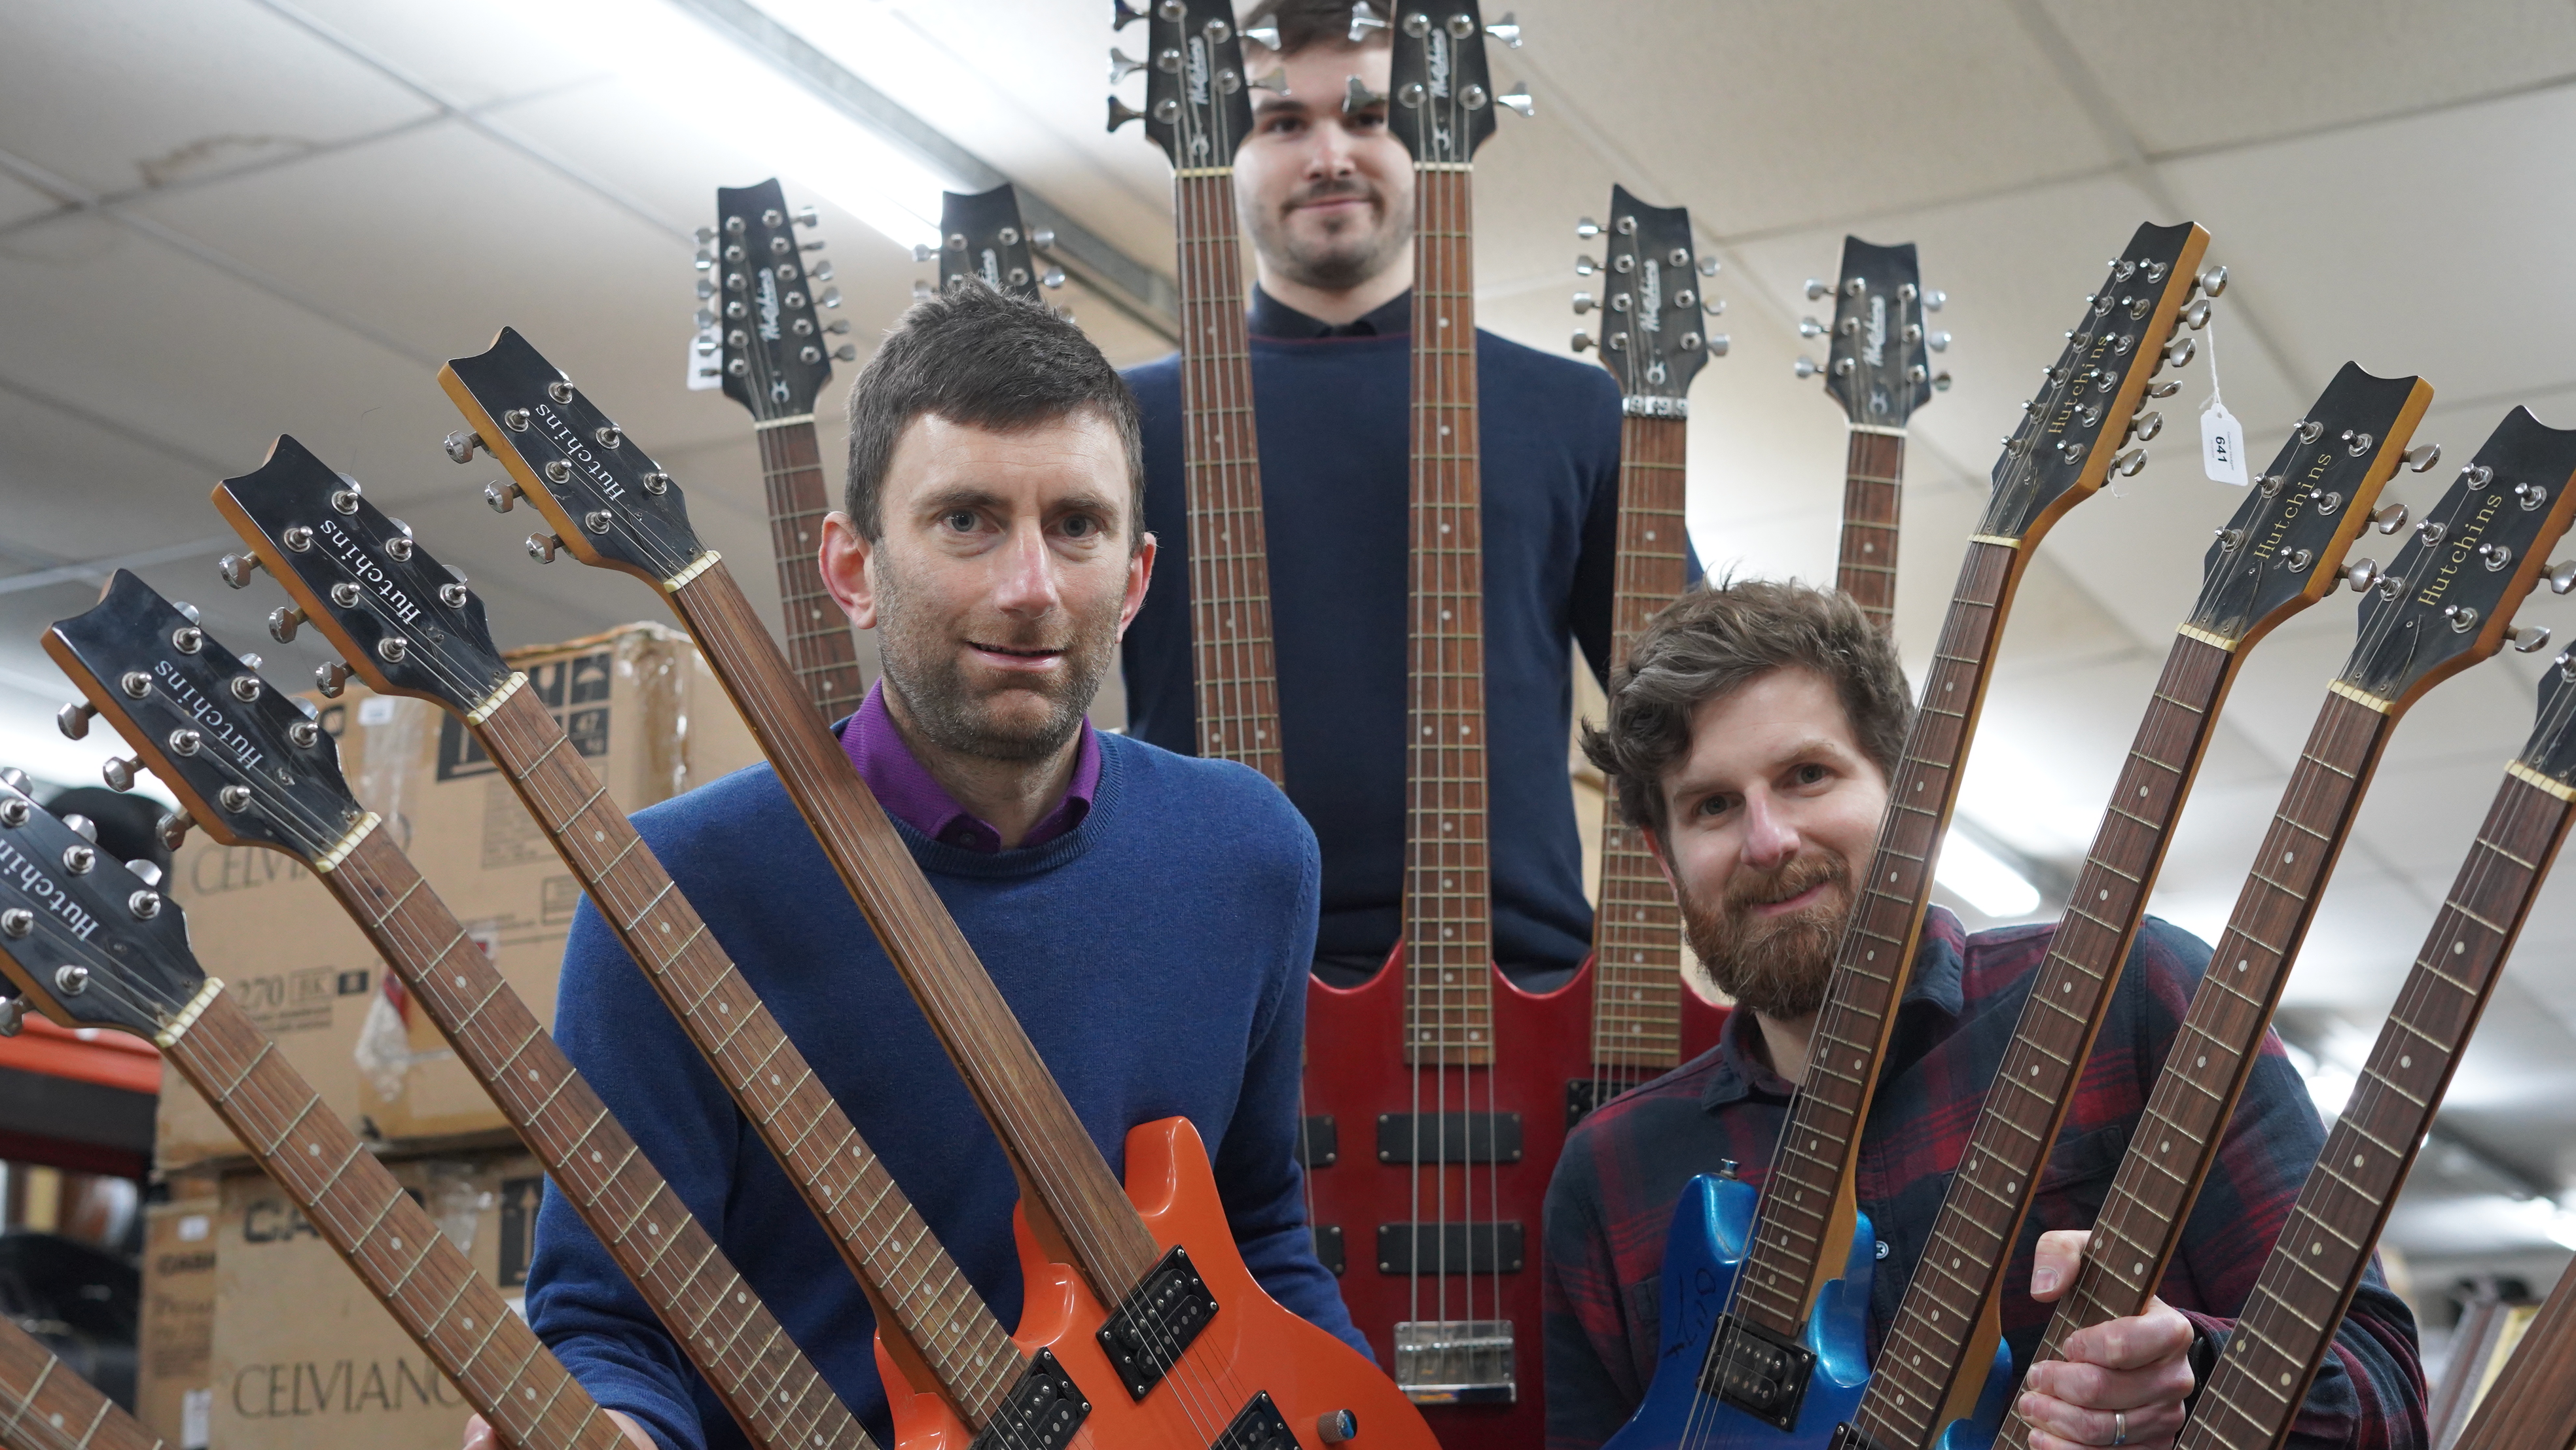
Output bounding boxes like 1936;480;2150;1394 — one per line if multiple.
1543;580;2424;1450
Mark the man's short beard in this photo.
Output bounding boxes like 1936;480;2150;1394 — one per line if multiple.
871;549;1118;763
1248;177;1412;293
1679;849;1851;1020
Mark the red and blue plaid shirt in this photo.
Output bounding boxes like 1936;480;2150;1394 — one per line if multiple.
1543;907;2424;1450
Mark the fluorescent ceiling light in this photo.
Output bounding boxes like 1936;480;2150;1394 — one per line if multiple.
521;0;956;251
1935;831;2039;919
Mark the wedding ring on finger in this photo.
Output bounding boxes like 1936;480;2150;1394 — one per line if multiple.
2111;1410;2128;1447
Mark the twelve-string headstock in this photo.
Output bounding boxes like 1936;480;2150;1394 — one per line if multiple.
1570;186;1725;408
440;328;706;590
211;434;513;716
0;775;206;1043
1795;236;1947;429
1363;0;1528;166
1982;220;2217;542
1109;0;1272;169
920;185;1060;305
44;571;368;870
2184;362;2438;647
2338;406;2576;709
692;179;853;418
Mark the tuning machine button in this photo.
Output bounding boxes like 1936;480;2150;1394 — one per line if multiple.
2195;265;2228;298
528;533;565;563
486;481;522;514
2548;559;2576;595
1704;334;1730;357
2127;411;2163;442
1569;330;1592;353
1342;75;1386;113
56;701;96;740
101;756;143;792
1486;10;1522;46
0;999;20;1038
2181;298;2213;330
315;661;350;698
1109;46;1146;82
2112;447;2149;478
2370;503;2409;535
1798;316;1826;338
442;430;485;464
1347;0;1387;39
266;607;305;643
2160;336;2196;370
2401;443;2441;474
1793;357;1823;380
2509;624;2554;654
2145;380;2180;399
1926;330;1952;352
1575;217;1601;240
219;552;265;589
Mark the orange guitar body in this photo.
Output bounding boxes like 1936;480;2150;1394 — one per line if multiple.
881;1115;1437;1450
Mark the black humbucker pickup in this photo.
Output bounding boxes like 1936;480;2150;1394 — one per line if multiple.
1374;1222;1525;1275
1700;1312;1817;1432
1313;1223;1345;1276
1565;1078;1622;1128
1297;1114;1338;1167
1211;1391;1300;1450
1374;1112;1523;1163
1096;1245;1218;1400
967;1349;1088;1450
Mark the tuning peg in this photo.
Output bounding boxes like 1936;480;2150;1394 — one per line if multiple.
694;224;717;244
2127;411;2163;442
1348;1;1387;41
1804;279;1831;301
832;344;859;361
787;204;817;229
51;699;96;741
1702;296;1725;318
266;606;304;644
809;260;835;283
1927;330;1951;352
1112;0;1145;26
1931;370;1952;391
1241;20;1281;47
1485;10;1522;46
694;249;713;272
1797;316;1825;338
1039;268;1067;291
2401;443;2441;473
1495;84;1534;118
62;813;96;844
1705;333;1730;357
2145;380;2180;399
2370;502;2409;535
1572;292;1596;315
1342;75;1386;113
1110;46;1147;82
2196;265;2228;298
1922;289;1946;312
696;278;717;301
825;319;851;334
2113;447;2149;478
2160;335;2196;370
0;998;22;1038
101;754;144;792
2181;298;2213;331
819;288;842;309
486;480;522;514
2342;557;2382;593
1794;356;1823;380
912;279;937;302
1569;330;1592;353
307;662;346;701
218;552;264;589
2509;624;2555;654
911;243;937;264
126;857;162;887
2549;559;2576;595
1574;254;1599;277
442;429;483;465
1575;218;1601;240
1698;255;1720;277
528;533;564;564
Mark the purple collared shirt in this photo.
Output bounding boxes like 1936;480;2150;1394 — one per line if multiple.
840;681;1100;853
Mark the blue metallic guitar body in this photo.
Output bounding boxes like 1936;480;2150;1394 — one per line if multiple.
1603;1173;2012;1450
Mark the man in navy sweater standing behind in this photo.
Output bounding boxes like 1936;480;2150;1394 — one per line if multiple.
1121;0;1649;988
476;287;1363;1449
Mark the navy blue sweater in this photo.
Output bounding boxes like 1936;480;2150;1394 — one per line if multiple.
1122;288;1660;983
525;732;1360;1449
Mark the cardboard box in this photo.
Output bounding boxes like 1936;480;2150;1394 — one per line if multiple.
157;624;764;1167
208;1151;541;1450
136;1197;220;1449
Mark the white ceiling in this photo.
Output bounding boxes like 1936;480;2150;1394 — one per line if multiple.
5;0;2576;1272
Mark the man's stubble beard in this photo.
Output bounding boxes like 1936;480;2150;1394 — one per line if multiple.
1249;175;1414;294
870;548;1121;764
1679;849;1853;1021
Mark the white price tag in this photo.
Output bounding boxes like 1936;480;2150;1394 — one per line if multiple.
2202;400;2247;486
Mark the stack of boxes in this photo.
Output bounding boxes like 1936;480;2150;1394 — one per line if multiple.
134;624;770;1449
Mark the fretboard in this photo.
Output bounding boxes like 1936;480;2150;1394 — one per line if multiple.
1733;539;2020;1339
1175;170;1283;783
471;683;1021;1425
164;988;629;1450
323;825;872;1450
1588;413;1690;1089
2175;767;2574;1450
1839;429;1904;631
1404;166;1494;1067
2454;1252;2576;1450
1997;689;2397;1450
1852;631;2237;1448
665;562;1166;1306
757;417;868;723
0;1315;163;1450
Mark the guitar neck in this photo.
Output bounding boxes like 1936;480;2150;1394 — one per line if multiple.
468;681;1022;1425
1734;539;2022;1337
159;987;630;1450
320;822;874;1450
757;417;868;722
1838;428;1905;631
1175;169;1285;783
1404;165;1493;1065
1998;689;2399;1449
0;1315;164;1450
1853;629;2239;1447
662;559;1166;1303
1588;413;1690;1084
2177;766;2576;1450
2454;1252;2576;1450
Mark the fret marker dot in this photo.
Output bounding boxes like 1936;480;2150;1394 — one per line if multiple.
2353;1154;2363;1167
2284;851;2294;863
526;1389;536;1400
2099;889;2109;901
592;1150;601;1161
391;1237;401;1249
648;1223;658;1234
456;974;468;989
1646;530;1657;541
2063;982;2073;993
2237;959;2248;972
2454;940;2465;955
2139;786;2149;797
594;830;604;842
2030;1065;2039;1076
2196;1055;2206;1067
2160;1141;2170;1153
2399;1055;2410;1069
720;1002;729;1012
310;1142;320;1155
2281;1373;2293;1387
2134;1261;2144;1276
463;1317;474;1330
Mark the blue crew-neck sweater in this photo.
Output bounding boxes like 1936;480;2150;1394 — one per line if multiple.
524;732;1361;1449
1121;289;1689;983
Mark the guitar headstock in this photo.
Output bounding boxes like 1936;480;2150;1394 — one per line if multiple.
929;185;1058;304
1109;0;1263;170
2183;362;2437;647
1376;1;1527;166
1796;237;1945;429
0;777;206;1044
699;179;852;422
440;328;707;590
43;571;368;870
210;435;514;716
1982;221;2215;541
2338;406;2576;709
1573;186;1723;411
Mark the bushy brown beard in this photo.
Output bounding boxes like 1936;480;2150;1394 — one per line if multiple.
1679;849;1852;1020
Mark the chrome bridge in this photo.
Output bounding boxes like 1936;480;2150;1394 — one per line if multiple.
1393;1320;1515;1406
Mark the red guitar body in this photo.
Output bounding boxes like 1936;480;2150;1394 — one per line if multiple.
1679;982;1730;1062
1300;946;1590;1449
882;1116;1439;1450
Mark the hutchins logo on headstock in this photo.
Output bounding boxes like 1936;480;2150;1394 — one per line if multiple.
2414;487;2509;609
534;404;624;502
152;659;266;774
1861;294;1887;368
2251;448;2336;561
2043;323;2128;439
0;834;100;942
316;520;424;629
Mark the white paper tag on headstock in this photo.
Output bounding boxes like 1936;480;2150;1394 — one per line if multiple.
2201;400;2247;486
